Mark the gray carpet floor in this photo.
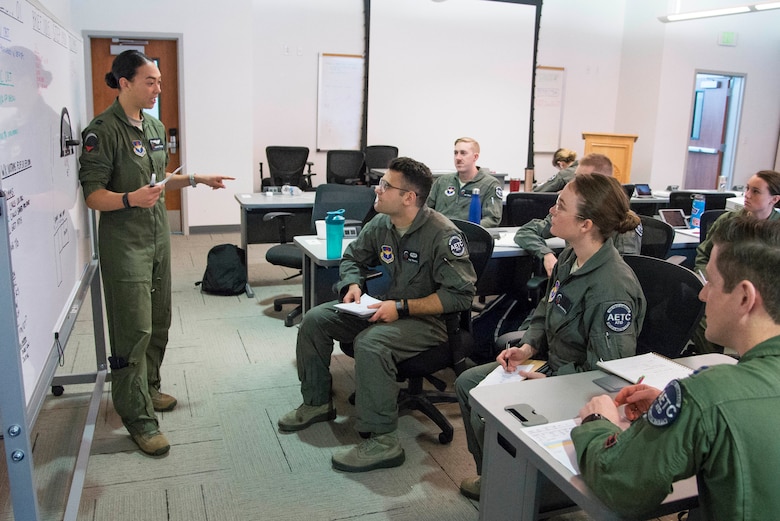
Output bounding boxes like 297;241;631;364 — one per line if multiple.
0;231;682;521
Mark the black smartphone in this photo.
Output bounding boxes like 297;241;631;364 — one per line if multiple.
504;403;548;426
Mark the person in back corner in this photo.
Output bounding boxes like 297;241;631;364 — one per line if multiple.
572;216;780;521
533;147;578;192
78;50;234;456
690;169;780;354
514;153;641;277
455;173;646;500
426;137;503;227
278;157;476;473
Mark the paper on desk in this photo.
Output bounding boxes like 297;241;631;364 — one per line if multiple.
494;232;520;248
477;363;535;388
334;294;382;318
522;418;581;475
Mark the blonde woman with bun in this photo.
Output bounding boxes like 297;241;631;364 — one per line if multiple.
534;147;578;192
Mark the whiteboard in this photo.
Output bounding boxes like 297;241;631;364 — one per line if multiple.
317;53;364;151
0;0;93;404
534;66;565;153
367;0;537;176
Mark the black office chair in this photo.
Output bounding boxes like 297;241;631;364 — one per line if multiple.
265;184;377;326
668;191;731;215
505;192;559;226
326;150;366;185
363;145;399;185
638;215;674;259
622;254;704;358
260;146;315;191
622;184;635;199
699;209;727;243
342;219;493;443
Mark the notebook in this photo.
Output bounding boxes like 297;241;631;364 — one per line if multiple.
334;294;382;318
596;352;693;391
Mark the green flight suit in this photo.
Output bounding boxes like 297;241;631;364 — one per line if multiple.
456;241;646;472
426;168;503;227
79;99;171;436
533;161;578;192
513;213;641;259
295;206;476;434
572;335;780;521
691;208;780;353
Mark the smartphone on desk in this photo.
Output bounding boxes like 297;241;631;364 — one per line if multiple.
505;403;548;426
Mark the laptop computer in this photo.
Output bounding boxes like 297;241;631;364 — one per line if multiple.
634;183;653;198
659;208;700;236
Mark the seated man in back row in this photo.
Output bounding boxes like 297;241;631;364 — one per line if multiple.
278;157;477;473
426;137;503;228
573;216;780;520
514;153;641;276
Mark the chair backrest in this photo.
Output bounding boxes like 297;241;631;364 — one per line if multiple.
668;191;731;215
639;215;674;259
310;184;377;232
327;150;366;184
265;146;310;189
364;145;400;185
450;219;494;280
622;254;704;358
700;209;727;243
505;192;558;226
622;184;635;199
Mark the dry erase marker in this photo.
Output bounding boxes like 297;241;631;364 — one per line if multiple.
637;375;646;384
150;173;156;187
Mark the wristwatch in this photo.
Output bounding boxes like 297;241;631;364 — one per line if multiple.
189;173;197;188
581;413;609;425
395;299;409;318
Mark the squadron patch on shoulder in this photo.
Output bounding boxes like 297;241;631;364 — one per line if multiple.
647;380;683;427
380;245;394;264
449;235;466;257
444;185;457;197
636;222;644;238
495;186;503;199
132;140;146;157
84;132;98;153
548;280;560;303
604;303;632;332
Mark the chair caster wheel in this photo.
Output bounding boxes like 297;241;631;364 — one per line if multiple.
274;303;283;311
52;385;64;396
439;431;453;444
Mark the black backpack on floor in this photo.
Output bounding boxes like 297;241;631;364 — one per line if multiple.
196;244;247;295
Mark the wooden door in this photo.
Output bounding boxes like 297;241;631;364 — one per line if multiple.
684;77;729;189
89;38;181;229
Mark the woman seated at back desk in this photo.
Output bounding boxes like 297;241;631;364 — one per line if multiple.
455;173;647;501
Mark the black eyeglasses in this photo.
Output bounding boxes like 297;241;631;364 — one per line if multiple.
377;179;411;194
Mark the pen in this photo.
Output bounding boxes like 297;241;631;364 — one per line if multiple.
698;270;707;285
637;375;646;384
535;363;549;374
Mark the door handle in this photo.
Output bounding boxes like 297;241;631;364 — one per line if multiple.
687;146;718;154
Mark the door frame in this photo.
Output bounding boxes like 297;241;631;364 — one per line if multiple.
684;70;745;190
82;30;189;233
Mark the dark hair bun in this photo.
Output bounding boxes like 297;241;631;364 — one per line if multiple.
104;72;119;89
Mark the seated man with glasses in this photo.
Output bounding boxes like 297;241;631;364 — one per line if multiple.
278;157;477;473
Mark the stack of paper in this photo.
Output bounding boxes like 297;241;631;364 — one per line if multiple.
334;294;382;318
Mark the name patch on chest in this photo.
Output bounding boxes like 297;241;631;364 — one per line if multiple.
403;250;419;263
553;292;572;314
148;138;165;152
604;303;632;332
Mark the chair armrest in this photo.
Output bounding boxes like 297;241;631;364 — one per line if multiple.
262;211;294;222
263;211;295;243
526;275;548;291
665;255;687;265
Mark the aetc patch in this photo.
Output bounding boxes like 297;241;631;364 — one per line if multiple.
380;245;394;264
604;303;632;332
495;186;503;199
449;235;466;257
444;185;457;197
647;380;683;427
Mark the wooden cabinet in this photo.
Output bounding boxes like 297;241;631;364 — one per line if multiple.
581;132;638;184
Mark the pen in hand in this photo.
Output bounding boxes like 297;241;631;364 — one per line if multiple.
150;173;156;187
637;375;646;384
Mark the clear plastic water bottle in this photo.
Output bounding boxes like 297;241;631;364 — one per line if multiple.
325;209;345;259
468;188;481;224
691;194;705;229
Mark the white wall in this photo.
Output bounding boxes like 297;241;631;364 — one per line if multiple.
53;0;780;228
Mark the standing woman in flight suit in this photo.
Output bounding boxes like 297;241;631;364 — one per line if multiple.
79;50;233;455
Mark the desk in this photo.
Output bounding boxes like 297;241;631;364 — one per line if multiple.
294;228;699;314
235;192;316;297
470;353;736;521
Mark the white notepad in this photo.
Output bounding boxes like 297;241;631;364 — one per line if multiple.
334;294;382;318
597;352;693;391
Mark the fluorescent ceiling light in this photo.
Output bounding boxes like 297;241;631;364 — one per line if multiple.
659;2;780;22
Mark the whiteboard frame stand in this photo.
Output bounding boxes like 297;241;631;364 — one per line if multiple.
0;197;107;521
